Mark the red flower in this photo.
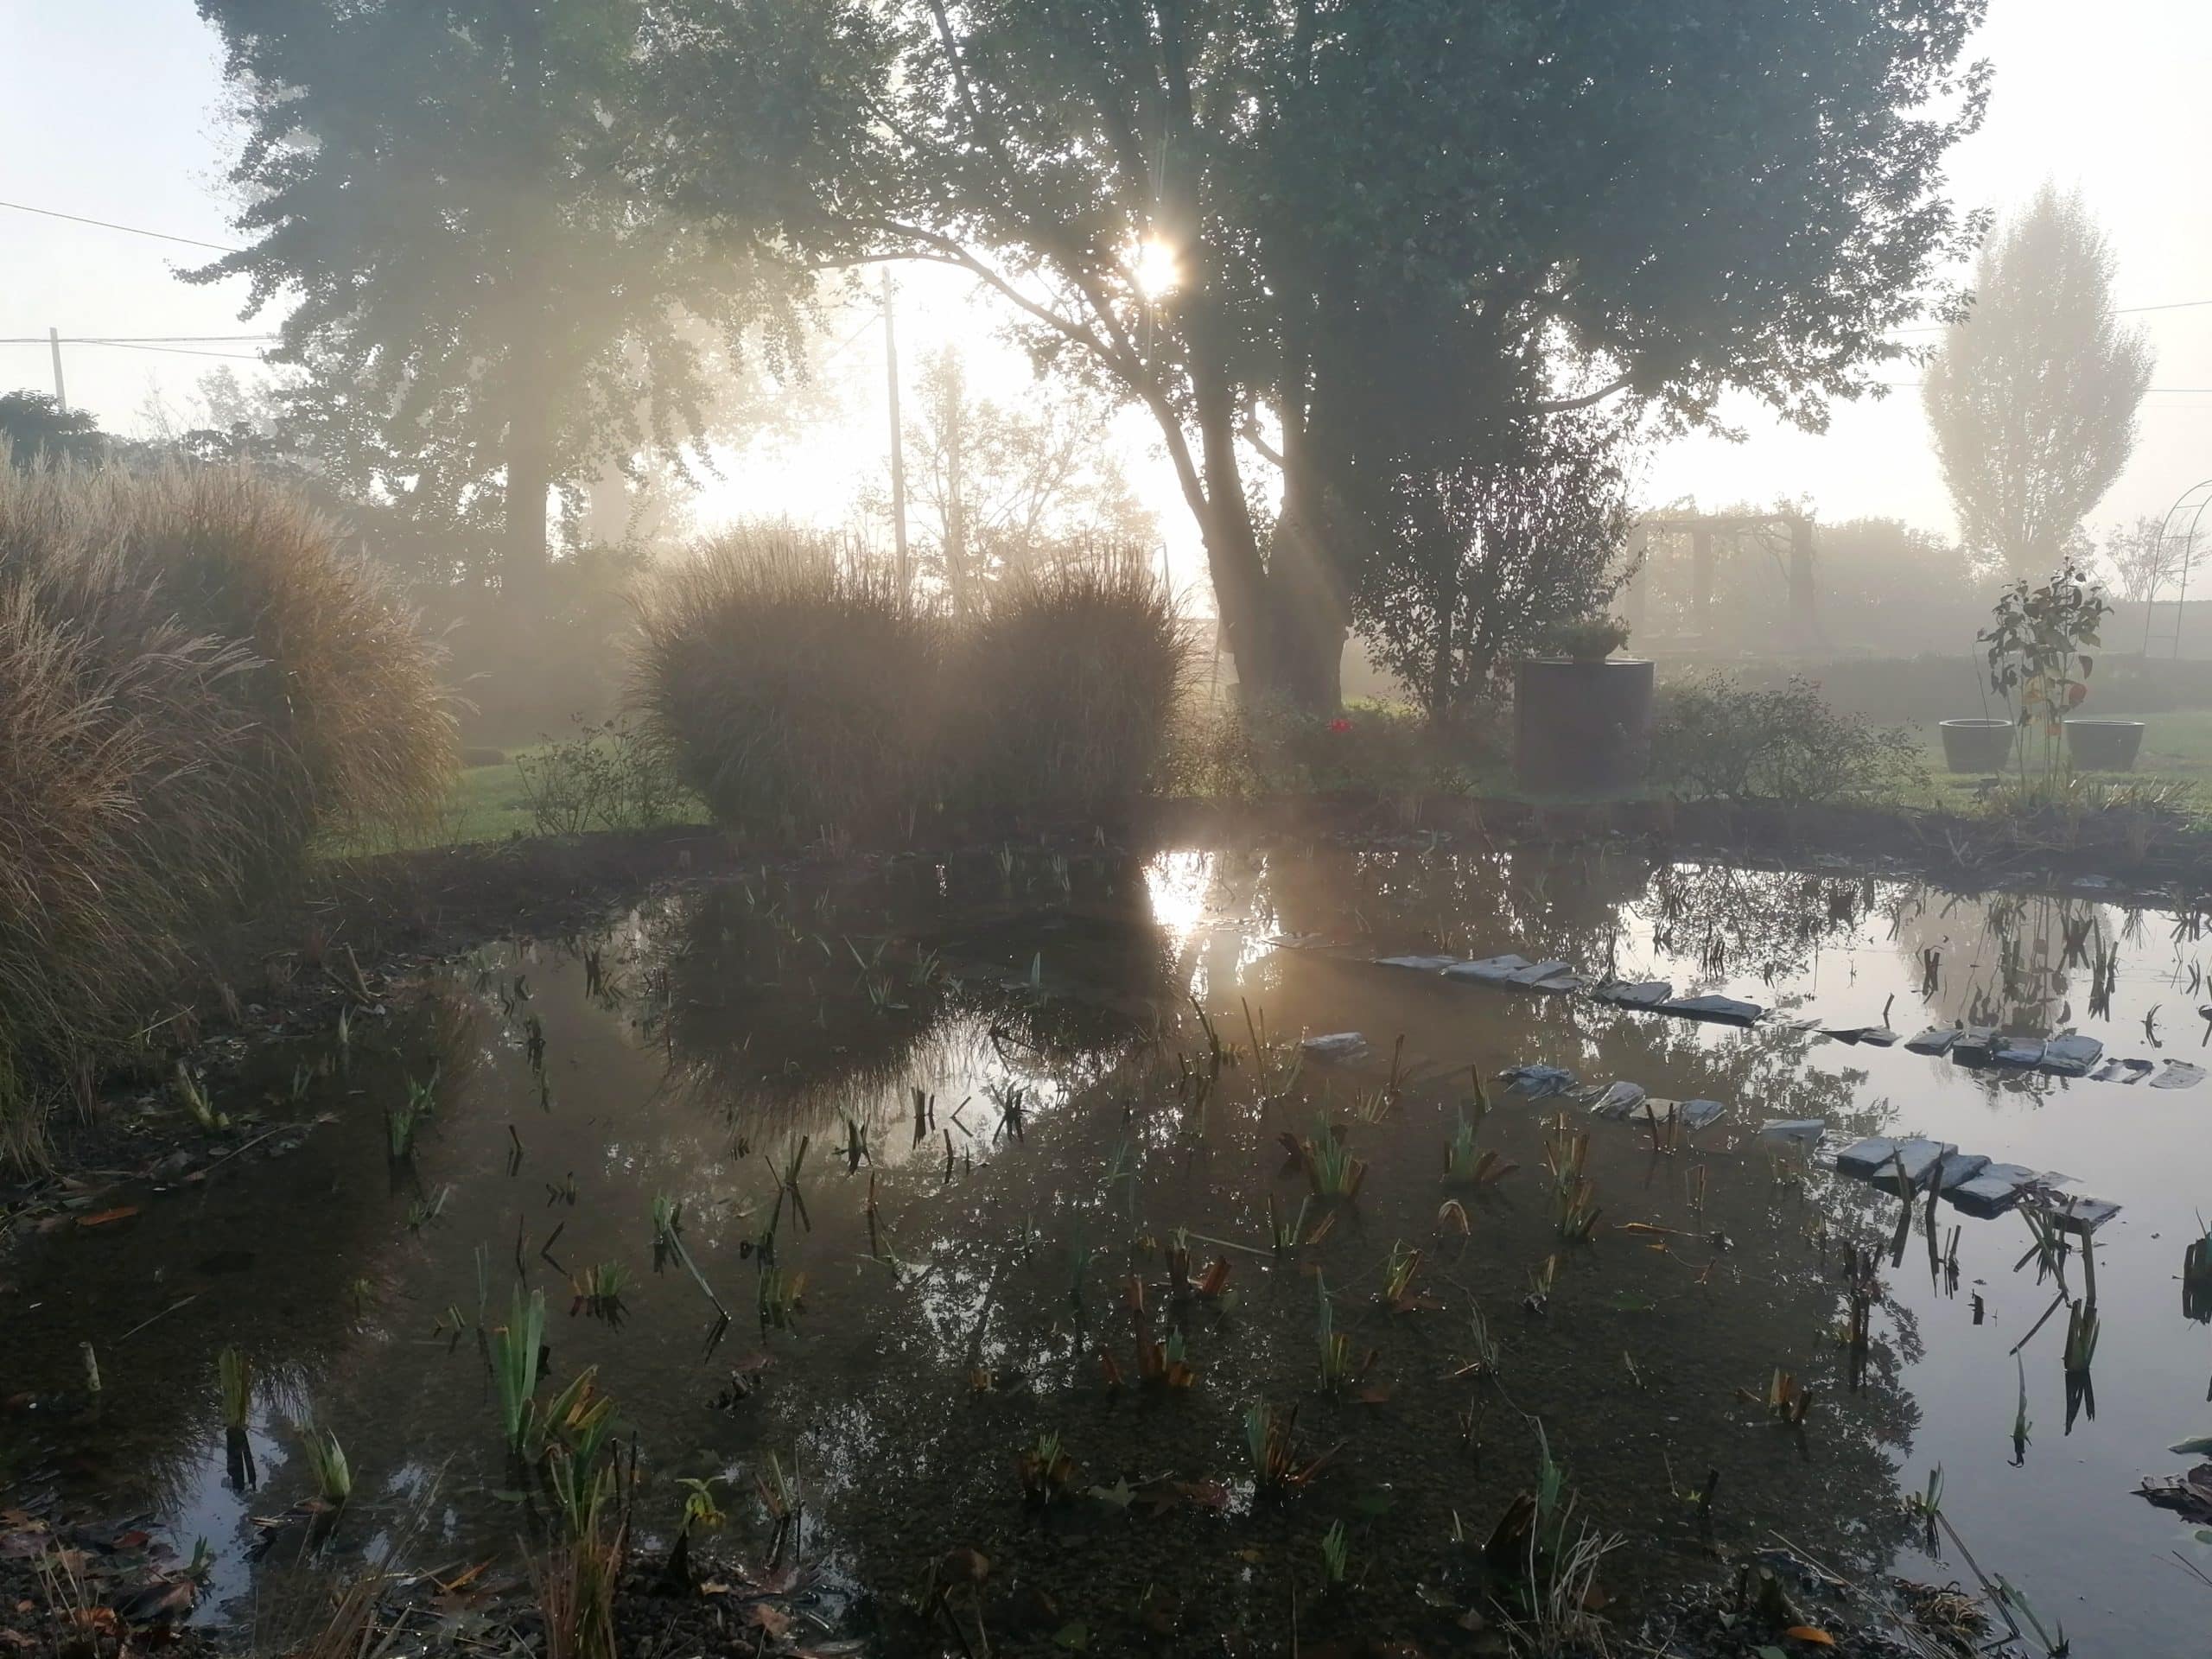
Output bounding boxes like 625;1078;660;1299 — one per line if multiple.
1328;717;1353;734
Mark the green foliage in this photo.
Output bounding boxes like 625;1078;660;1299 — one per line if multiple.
0;394;107;469
493;1287;548;1456
1541;615;1633;664
1156;696;1494;802
1651;674;1924;804
514;717;692;836
1980;560;2115;789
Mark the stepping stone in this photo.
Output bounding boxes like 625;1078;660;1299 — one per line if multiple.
1992;1036;2046;1067
1825;1026;1901;1046
1936;1152;1993;1191
1586;1081;1649;1120
1503;960;1580;991
1300;1032;1369;1064
1499;1063;1578;1098
2049;1195;2121;1235
1947;1162;2041;1217
1662;993;1765;1027
1950;1027;1999;1064
1904;1027;1961;1055
1758;1118;1826;1150
2039;1033;2103;1077
1618;1097;1726;1130
1375;953;1457;973
2090;1058;2155;1084
1834;1135;1899;1177
1445;954;1535;985
1771;1014;1824;1033
2152;1060;2207;1090
1593;979;1674;1008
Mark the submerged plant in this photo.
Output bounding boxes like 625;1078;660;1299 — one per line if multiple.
1246;1398;1335;1496
295;1414;353;1506
1300;1116;1368;1201
1315;1273;1368;1393
492;1287;546;1455
569;1262;629;1322
1015;1432;1078;1507
173;1063;228;1132
1543;1120;1601;1243
757;1263;806;1330
1381;1241;1429;1313
1319;1519;1351;1587
218;1344;251;1432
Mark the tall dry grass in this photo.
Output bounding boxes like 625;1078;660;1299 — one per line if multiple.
633;526;943;838
0;459;454;1158
947;557;1187;815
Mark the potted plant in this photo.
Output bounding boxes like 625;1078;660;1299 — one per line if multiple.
1976;563;2134;779
1513;615;1652;793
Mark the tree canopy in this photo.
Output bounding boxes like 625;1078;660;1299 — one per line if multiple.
188;0;876;587
816;0;1990;705
1923;182;2156;578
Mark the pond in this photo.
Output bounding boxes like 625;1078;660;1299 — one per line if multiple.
7;836;2208;1653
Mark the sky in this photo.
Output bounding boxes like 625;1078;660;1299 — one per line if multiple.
5;0;2210;575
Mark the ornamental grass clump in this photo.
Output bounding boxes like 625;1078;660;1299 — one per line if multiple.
633;525;942;840
0;460;451;1162
945;554;1187;815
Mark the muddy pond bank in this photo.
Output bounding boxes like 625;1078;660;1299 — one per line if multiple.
6;824;2210;1655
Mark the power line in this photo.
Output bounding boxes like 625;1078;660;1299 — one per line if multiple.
1894;296;2212;334
0;198;239;253
0;338;267;362
0;334;277;344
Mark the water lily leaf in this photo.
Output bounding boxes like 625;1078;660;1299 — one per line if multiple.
1052;1621;1089;1650
1088;1478;1134;1510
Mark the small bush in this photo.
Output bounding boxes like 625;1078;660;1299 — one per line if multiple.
515;717;692;836
1650;673;1923;804
0;461;453;1158
634;527;941;838
947;560;1187;815
1156;696;1497;801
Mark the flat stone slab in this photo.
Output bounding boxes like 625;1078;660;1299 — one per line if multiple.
1904;1027;1960;1055
1947;1162;2042;1217
2040;1033;2103;1077
1593;979;1674;1008
1586;1081;1649;1120
1758;1118;1827;1149
2153;1059;2207;1090
1936;1152;1993;1191
1375;954;1457;973
1300;1032;1369;1064
1662;993;1765;1027
1444;954;1535;985
1825;1026;1901;1046
2049;1194;2121;1235
2091;1058;2155;1083
1949;1027;2000;1064
1991;1035;2046;1067
1499;1063;1578;1098
1503;960;1580;990
1835;1135;1955;1188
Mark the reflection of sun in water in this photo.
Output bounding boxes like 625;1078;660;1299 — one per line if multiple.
1132;234;1181;299
1145;849;1215;961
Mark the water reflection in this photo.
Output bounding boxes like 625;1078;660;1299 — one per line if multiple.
6;842;2209;1648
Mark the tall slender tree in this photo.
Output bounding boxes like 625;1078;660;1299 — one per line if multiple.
761;0;1993;708
1923;184;2155;577
188;0;874;588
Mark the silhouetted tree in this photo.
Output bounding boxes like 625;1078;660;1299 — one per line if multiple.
1351;409;1637;724
1923;184;2154;577
2101;513;2190;606
188;0;869;588
0;392;106;468
753;0;1992;708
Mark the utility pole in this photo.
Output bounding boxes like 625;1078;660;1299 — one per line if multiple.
48;327;66;411
882;267;910;608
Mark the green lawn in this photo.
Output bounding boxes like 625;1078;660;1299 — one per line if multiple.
1905;708;2212;809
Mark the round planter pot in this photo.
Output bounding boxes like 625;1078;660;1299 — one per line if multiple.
1938;718;2014;774
2064;718;2145;772
1514;657;1654;794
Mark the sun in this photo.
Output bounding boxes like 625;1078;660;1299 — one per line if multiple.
1132;234;1181;300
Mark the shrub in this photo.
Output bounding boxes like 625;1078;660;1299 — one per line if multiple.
1155;695;1498;801
947;559;1188;815
0;461;453;1157
634;526;941;838
514;717;693;836
1650;673;1924;804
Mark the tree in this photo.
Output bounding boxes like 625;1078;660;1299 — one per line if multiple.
1923;183;2154;577
788;0;1989;708
188;0;871;589
1352;409;1636;723
0;392;107;468
891;347;1156;613
2101;514;2193;607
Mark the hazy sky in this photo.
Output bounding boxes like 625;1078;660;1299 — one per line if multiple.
5;0;2209;562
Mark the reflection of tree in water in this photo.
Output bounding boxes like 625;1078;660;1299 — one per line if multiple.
1885;885;2150;1035
1639;863;1878;986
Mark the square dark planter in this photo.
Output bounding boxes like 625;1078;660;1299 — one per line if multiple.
1513;658;1654;793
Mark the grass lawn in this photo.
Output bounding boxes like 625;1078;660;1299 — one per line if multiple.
1904;707;2212;814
